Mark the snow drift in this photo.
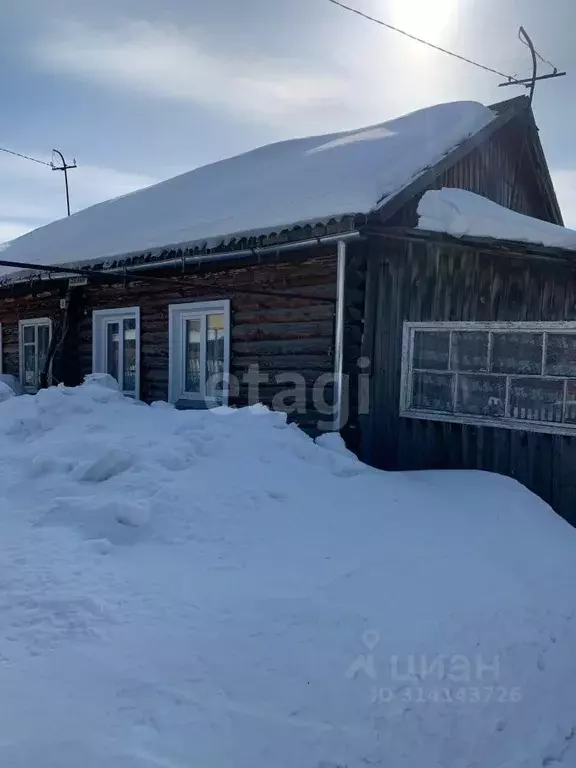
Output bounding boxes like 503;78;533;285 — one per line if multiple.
1;380;576;767
418;187;576;249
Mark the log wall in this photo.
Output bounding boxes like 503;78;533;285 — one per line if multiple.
0;250;341;433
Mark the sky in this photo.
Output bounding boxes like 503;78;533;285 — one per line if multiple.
1;0;575;243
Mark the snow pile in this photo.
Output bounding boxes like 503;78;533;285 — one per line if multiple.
418;187;576;249
1;381;576;766
0;102;494;277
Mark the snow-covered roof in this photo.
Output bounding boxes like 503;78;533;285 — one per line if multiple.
418;188;576;250
0;101;495;279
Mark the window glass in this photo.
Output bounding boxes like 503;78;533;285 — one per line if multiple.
456;373;506;417
452;331;489;372
206;313;225;399
546;334;576;377
185;319;202;393
509;378;564;423
492;332;542;375
411;372;453;412
123;318;137;394
106;322;120;382
20;322;50;391
565;380;576;424
37;325;50;372
23;344;36;387
412;330;450;370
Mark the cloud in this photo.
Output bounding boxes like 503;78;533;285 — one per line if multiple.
0;153;157;242
32;19;349;128
551;170;576;229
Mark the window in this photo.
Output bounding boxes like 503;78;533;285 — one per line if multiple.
401;322;576;435
19;318;52;392
92;308;140;397
168;300;230;405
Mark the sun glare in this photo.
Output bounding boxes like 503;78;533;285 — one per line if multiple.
391;0;457;40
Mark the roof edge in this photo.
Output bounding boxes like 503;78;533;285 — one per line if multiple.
365;224;576;261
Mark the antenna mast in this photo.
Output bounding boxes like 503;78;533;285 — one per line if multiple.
51;149;77;216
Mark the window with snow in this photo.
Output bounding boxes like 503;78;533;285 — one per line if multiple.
168;300;230;406
400;322;576;434
19;318;51;392
92;308;140;398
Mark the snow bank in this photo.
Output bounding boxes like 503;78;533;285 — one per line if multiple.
0;102;494;277
418;187;576;249
1;381;576;767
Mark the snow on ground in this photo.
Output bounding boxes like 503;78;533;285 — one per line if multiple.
418;187;576;249
0;102;494;277
1;379;576;767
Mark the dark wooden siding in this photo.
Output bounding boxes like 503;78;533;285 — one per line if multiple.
74;250;339;432
388;121;555;227
0;251;339;431
0;286;67;382
361;234;576;524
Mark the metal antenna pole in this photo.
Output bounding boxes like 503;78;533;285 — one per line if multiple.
519;27;538;104
499;27;566;97
51;149;77;216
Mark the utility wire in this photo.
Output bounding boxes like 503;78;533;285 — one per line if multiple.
326;0;522;84
0;147;51;167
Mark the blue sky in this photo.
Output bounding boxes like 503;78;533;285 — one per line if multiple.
1;0;574;242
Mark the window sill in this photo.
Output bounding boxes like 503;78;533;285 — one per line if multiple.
400;409;576;437
174;395;226;410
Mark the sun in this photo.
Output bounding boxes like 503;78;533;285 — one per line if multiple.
390;0;457;40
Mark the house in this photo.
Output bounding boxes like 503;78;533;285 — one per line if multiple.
3;94;576;520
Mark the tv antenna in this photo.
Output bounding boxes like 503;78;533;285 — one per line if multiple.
499;27;566;103
51;149;77;216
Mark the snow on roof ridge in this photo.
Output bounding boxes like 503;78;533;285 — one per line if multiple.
0;101;496;278
417;188;576;251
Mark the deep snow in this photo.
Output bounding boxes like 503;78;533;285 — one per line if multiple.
418;187;576;249
1;379;576;767
0;102;494;277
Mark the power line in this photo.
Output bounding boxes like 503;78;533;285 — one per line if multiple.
0;146;51;167
326;0;522;84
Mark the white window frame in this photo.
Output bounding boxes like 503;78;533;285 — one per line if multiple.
168;300;230;406
19;317;52;392
92;307;141;398
400;321;576;436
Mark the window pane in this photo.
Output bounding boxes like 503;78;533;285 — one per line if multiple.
545;334;576;377
23;344;36;387
411;372;454;412
123;318;136;394
23;325;35;344
106;322;120;383
185;319;202;393
206;313;225;399
37;324;50;373
412;331;450;370
452;331;489;372
492;332;542;375
510;377;564;422
565;380;576;424
456;374;506;417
